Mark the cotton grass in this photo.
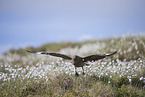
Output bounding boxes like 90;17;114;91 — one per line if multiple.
0;34;145;96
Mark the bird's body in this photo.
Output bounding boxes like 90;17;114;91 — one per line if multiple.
27;50;117;76
72;55;84;67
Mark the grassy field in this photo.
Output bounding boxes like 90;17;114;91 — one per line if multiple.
0;34;145;97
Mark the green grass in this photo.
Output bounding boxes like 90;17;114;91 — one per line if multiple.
1;74;144;97
0;34;145;97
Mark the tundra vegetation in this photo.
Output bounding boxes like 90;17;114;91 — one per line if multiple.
0;34;145;97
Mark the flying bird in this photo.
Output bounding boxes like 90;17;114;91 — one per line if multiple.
26;50;117;76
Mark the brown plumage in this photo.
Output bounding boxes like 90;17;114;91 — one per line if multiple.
26;50;117;76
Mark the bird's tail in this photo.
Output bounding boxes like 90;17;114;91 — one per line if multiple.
106;50;117;56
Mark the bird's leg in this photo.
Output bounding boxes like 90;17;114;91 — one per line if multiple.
82;67;85;75
75;67;79;76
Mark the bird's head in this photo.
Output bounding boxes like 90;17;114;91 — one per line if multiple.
73;55;82;60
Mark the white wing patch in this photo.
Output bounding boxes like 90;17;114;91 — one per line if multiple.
36;52;43;54
106;54;109;56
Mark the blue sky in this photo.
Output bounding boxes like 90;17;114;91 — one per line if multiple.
0;0;145;53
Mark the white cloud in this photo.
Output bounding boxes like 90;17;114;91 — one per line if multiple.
0;42;41;54
78;34;95;41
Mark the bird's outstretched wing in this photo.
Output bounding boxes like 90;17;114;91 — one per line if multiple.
83;50;117;62
26;50;72;60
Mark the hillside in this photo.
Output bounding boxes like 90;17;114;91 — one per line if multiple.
0;35;145;96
